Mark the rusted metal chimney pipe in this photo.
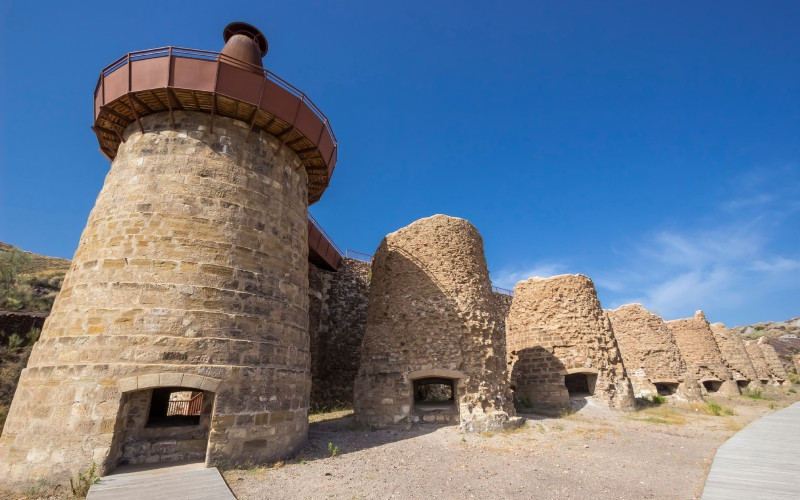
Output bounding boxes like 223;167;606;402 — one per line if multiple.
221;22;268;68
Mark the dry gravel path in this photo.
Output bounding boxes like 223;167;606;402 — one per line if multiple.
225;387;799;500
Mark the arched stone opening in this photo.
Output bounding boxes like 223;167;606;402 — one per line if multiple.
108;373;220;470
408;369;464;425
736;380;751;389
565;372;597;398
702;380;723;393
653;382;679;396
412;377;458;424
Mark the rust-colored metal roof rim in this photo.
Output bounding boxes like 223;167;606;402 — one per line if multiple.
92;23;337;205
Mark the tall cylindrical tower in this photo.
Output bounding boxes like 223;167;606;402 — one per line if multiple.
0;23;337;488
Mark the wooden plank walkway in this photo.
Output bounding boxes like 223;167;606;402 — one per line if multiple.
702;401;800;499
87;461;236;500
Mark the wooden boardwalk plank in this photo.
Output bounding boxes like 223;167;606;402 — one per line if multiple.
87;463;236;500
702;401;800;500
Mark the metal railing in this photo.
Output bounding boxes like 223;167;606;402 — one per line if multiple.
96;46;337;150
345;250;373;262
166;393;204;416
492;286;514;296
308;213;343;257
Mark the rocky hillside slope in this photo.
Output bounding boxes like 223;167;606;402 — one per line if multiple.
734;318;800;378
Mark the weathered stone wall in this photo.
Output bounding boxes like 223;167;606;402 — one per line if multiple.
744;340;772;382
0;111;310;487
709;322;760;386
606;304;701;400
0;311;47;342
758;337;789;383
353;215;517;431
506;274;634;410
666;312;739;395
308;258;371;409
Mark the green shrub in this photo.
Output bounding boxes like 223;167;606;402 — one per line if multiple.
7;333;24;349
743;387;764;400
327;442;339;457
69;462;99;498
649;394;666;405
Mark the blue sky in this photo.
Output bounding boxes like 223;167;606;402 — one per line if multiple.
1;1;798;326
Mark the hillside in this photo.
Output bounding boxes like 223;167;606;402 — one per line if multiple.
734;318;800;378
0;242;71;312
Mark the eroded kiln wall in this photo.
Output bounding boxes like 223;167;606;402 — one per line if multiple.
506;274;634;410
606;304;701;399
709;322;760;385
0;112;310;486
758;338;789;383
666;311;739;395
353;215;515;431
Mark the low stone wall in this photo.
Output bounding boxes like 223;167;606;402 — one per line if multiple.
0;311;47;342
308;259;371;409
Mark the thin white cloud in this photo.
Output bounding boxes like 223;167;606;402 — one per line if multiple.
595;165;800;324
491;261;570;290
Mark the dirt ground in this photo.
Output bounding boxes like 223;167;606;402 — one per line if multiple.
224;385;800;500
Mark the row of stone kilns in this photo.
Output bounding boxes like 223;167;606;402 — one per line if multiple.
352;215;790;429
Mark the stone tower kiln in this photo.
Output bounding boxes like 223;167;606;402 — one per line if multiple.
353;215;518;431
666;312;739;395
506;274;635;410
606;304;702;400
0;23;337;486
709;322;760;388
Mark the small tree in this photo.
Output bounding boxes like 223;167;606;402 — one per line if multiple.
0;247;30;294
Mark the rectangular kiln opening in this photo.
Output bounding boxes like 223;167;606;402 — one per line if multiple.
114;387;214;468
412;377;458;424
654;382;678;396
702;380;722;393
565;373;596;397
736;380;750;388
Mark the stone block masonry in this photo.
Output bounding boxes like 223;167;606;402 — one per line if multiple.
506;274;635;410
607;304;702;400
758;338;790;384
0;111;311;488
666;312;739;396
745;340;773;383
353;215;519;431
709;322;760;387
308;258;371;409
